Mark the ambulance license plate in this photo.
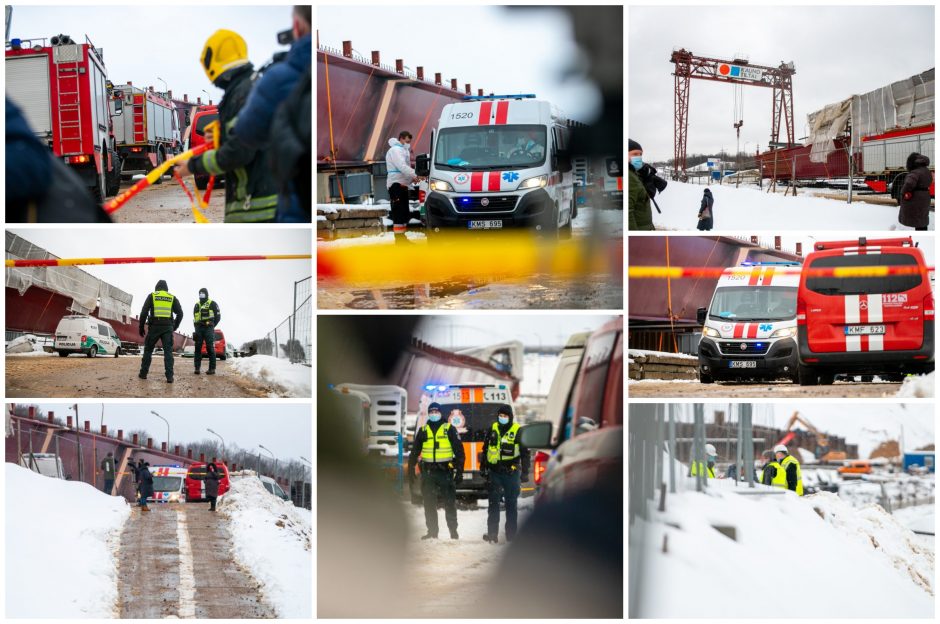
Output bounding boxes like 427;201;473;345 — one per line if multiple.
845;325;885;335
728;360;757;369
468;220;503;229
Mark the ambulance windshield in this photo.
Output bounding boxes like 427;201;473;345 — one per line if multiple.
153;476;183;491
709;286;797;321
435;125;546;170
437;403;511;442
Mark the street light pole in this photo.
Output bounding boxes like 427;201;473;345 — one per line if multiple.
150;410;169;453
206;428;225;462
156;76;168;95
259;445;276;477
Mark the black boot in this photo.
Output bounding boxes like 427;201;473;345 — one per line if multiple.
194;369;201;375
450;529;459;540
482;533;498;544
421;533;438;540
138;373;147;380
206;369;216;375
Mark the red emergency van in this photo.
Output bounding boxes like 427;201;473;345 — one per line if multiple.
796;237;934;385
184;462;230;501
199;329;227;360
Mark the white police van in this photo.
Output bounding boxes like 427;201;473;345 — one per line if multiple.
696;261;802;383
416;94;576;235
53;314;122;358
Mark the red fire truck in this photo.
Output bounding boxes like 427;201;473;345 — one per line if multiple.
109;83;181;184
6;34;122;202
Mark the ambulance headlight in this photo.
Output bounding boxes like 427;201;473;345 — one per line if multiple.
770;327;797;338
518;175;547;190
168;492;181;503
430;178;454;192
703;327;720;338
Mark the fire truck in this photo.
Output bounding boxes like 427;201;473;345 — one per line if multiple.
6;33;122;202
109;83;181;184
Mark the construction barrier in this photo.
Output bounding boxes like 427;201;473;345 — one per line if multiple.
6;254;311;268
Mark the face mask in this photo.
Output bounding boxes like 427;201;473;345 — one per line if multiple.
199;294;207;301
708;455;717;464
428;412;441;423
630;156;643;170
498;416;509;425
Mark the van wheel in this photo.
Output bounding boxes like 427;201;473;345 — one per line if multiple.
797;366;818;386
57;350;68;357
87;345;98;358
699;370;714;384
818;372;835;385
220;353;226;361
114;348;120;358
153;149;165;185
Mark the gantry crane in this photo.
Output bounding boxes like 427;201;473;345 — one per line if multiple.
670;48;796;181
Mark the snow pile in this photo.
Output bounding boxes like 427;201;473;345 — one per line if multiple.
633;479;934;617
229;355;311;398
222;476;311;618
628;348;697;361
5;464;130;617
811;492;934;596
893;505;935;535
649;181;932;231
5;334;53;356
896;372;935;398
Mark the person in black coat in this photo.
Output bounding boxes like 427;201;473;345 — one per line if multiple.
137;462;154;512
205;463;221;511
697;188;714;231
407;403;465;540
899;152;932;230
138;279;184;383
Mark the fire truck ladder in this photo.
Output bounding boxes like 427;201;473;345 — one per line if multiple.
54;47;83;156
670;49;795;181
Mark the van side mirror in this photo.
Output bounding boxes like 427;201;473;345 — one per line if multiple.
697;307;708;324
519;421;553;449
415;153;430;177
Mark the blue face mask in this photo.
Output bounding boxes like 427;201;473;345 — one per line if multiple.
498;416;509;425
708;455;717;464
428;412;441;423
630;155;643;170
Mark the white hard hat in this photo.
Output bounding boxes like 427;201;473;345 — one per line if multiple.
705;443;717;456
774;444;788;454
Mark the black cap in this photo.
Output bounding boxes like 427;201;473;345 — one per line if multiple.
629;139;642;152
428;402;442;412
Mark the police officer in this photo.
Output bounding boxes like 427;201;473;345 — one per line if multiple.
771;444;804;495
482;406;529;544
407;402;464;540
689;443;718;478
138;279;183;383
193;287;221;375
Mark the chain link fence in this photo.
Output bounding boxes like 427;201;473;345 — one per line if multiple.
248;277;312;364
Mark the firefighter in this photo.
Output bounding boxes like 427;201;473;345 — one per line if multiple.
100;451;116;495
138;279;183;383
689;443;718;478
174;29;279;222
482;406;529;544
407;403;465;540
192;287;221;375
771;444;804;495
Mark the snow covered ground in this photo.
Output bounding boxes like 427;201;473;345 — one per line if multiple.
633;477;934;617
628;348;698;361
222;476;312;618
893;505;935;536
5;334;54;356
229;355;311;398
5;464;130;618
897;371;936;398
649;181;933;230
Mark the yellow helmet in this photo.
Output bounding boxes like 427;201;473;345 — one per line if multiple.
201;29;249;83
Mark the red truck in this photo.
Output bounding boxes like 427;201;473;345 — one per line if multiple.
109;83;181;184
6;34;123;202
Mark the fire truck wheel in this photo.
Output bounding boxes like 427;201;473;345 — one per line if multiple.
92;168;106;204
153;149;165;185
106;151;122;197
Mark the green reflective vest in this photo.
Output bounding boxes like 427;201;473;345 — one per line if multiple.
486;422;521;464
772;455;803;496
690;461;715;478
194;299;215;323
152;291;175;319
421;423;454;463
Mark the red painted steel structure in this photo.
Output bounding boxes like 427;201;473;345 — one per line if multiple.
670;49;796;179
755;137;856;181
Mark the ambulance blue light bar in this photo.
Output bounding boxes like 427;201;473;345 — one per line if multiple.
463;94;536;101
739;261;801;267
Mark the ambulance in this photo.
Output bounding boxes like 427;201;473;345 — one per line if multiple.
796;237;934;385
696;262;802;383
420;382;515;499
415;94;576;235
147;465;188;503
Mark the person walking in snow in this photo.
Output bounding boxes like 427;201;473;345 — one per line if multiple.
407;402;464;540
100;451;116;495
770;444;803;496
898;152;932;231
137;462;154;512
205;463;221;511
481;406;529;544
386;130;419;244
689;443;718;478
697;188;714;231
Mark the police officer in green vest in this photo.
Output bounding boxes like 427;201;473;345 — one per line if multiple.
193;287;222;375
482;406;529;544
407;402;465;540
689;443;718;478
138;279;183;383
771;444;804;495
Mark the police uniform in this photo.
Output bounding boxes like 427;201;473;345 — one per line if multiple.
407;405;465;539
193;287;221;374
482;408;529;543
138;279;183;382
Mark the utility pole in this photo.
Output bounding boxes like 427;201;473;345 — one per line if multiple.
150;410;169;454
207;428;225;462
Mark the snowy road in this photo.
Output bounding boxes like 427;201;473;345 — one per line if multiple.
6;355;277;398
111;177;226;224
117;504;276;619
629;379;903;398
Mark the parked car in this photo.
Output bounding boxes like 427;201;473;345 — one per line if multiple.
200;329;227;360
184;462;230;501
260;475;290;501
53;315;122;358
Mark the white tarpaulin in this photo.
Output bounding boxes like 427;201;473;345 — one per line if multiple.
807;98;852;163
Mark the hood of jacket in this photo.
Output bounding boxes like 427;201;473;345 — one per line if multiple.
214;62;254;90
388;138;410;151
703;188;712;196
907;152;930;171
199;287;209;300
155;279;168;292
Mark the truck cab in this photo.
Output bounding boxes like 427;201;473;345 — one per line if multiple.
696;261;802;383
416;94;576;235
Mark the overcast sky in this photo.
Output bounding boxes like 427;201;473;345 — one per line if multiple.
317;5;602;122
8;5;294;105
9;228;311;347
413;314;617;349
629;5;935;162
29;402;311;460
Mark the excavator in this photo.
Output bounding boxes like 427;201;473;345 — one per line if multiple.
776;412;847;463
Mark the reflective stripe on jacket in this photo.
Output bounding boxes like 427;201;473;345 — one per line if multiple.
421;423;454;463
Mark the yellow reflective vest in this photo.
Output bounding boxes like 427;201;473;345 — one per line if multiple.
772;455;803;496
486;422;521;464
690;461;715;478
152;290;175;319
420;423;454;463
194;299;215;323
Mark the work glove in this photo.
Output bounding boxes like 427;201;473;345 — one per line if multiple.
903;191;913;201
454;470;463;485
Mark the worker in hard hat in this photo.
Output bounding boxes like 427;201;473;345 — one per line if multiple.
174;29;278;222
689;443;718;478
771;444;803;495
757;449;782;486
